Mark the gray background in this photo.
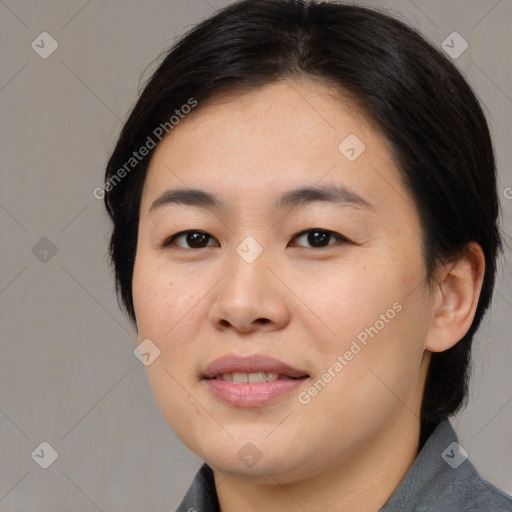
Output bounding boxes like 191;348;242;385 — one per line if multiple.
1;0;511;510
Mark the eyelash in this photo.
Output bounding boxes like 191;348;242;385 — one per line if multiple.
159;228;351;250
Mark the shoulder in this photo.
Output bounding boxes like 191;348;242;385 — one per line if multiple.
380;420;512;512
433;456;512;511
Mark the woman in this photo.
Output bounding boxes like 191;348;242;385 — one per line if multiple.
103;1;511;510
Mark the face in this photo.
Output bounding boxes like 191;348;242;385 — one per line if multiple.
132;79;436;483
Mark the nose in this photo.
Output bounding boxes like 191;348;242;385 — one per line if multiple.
208;247;291;334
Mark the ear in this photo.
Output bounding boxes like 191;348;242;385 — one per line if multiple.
425;242;486;353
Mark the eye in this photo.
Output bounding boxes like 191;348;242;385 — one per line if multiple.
160;228;349;250
161;230;219;249
291;229;349;249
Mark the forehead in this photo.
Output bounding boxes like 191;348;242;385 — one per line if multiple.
141;79;410;215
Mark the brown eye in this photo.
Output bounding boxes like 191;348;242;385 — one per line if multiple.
292;229;349;248
163;230;219;249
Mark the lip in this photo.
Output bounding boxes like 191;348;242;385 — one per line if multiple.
202;354;310;407
202;354;308;379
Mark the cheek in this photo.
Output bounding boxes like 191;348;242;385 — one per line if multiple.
132;256;205;431
300;301;428;439
305;257;429;392
296;262;406;351
132;252;210;375
328;289;430;409
132;272;167;336
132;251;184;336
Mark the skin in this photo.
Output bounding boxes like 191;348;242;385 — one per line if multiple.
132;79;485;512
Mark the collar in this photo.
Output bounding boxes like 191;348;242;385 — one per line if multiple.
175;420;511;511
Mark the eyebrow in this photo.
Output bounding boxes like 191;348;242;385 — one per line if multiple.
148;184;373;214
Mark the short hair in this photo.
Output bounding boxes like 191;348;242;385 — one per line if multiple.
103;0;502;441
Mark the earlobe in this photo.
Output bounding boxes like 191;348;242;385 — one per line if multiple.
426;242;485;353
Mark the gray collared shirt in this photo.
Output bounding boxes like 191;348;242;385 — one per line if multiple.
175;420;512;511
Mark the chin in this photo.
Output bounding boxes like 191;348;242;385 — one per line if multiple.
190;434;312;481
205;452;308;483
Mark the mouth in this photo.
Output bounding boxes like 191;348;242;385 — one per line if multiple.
201;354;310;407
209;371;307;383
